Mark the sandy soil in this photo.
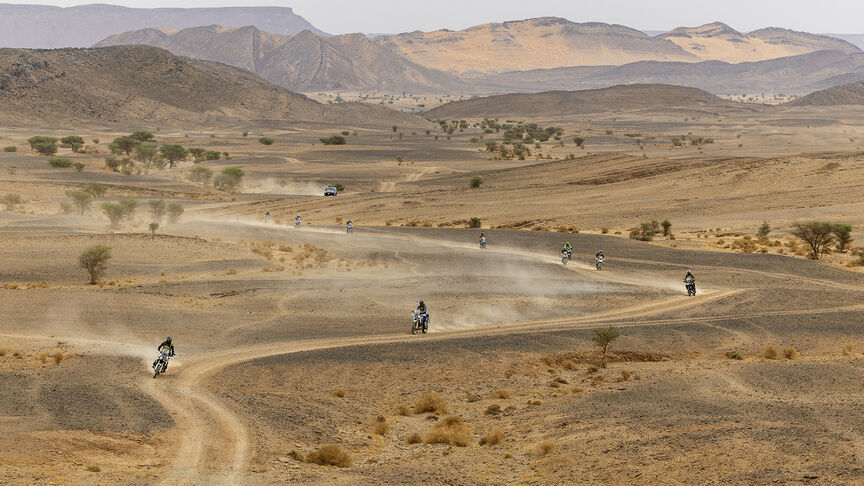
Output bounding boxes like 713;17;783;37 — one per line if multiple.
2;106;864;484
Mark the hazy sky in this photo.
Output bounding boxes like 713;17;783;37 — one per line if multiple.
5;0;864;35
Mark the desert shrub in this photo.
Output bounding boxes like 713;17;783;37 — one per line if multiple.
468;217;482;228
166;203;184;224
536;440;555;456
129;130;155;143
424;415;471;447
187;166;213;184
148;222;159;235
479;430;505;446
833;224;853;252
784;347;799;359
0;348;6;356
470;176;483;189
79;244;111;284
414;392;448;414
38;352;47;363
148;199;167;223
258;137;274;145
485;404;501;416
48;158;73;168
188;147;206;162
320;135;347;145
601;227;609;234
66;189;92;215
304;444;352;467
489;389;511;399
763;345;779;360
630;220;660;241
60;135;85;152
757;221;771;239
661;219;672;236
406;433;422;444
82;183;105;198
725;350;743;360
52;351;63;364
791;221;836;260
592;327;620;365
844;344;854;356
573;137;585;147
619;370;631;381
332;389;346;397
397;404;412;416
2;193;21;211
101;203;127;229
110;136;137;155
3;146;16;152
73;162;85;172
213;167;244;191
373;416;389;435
204;150;221;161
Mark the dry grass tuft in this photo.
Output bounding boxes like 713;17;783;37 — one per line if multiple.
424;415;471;447
485;404;501;416
619;370;631;381
843;344;854;356
0;348;6;357
38;352;47;363
414;392;448;414
7;283;18;290
479;430;505;446
406;433;422;445
763;346;779;360
397;405;413;416
52;351;63;364
562;359;578;370
373;416;389;435
224;268;237;275
86;465;100;472
287;450;303;462
571;387;583;393
332;389;346;398
489;389;511;399
528;399;542;406
305;444;353;467
784;347;799;360
535;440;555;456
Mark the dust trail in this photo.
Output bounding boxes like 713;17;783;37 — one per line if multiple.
242;177;325;196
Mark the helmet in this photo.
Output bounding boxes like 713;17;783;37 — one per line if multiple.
598;250;604;254
419;300;424;304
166;336;173;342
686;269;692;274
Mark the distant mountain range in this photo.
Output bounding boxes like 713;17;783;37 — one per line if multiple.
93;17;864;96
0;4;324;48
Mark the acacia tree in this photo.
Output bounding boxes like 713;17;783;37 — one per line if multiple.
66;189;92;215
167;203;184;224
2;193;21;211
592;327;620;367
79;244;111;284
159;144;188;168
101;202;127;229
148;199;167;223
833;224;853;253
791;221;836;260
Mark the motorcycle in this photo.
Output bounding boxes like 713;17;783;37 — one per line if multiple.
596;256;605;270
346;224;353;234
411;310;429;335
561;249;572;265
294;219;301;229
480;237;486;249
264;213;270;223
153;349;173;378
685;279;696;296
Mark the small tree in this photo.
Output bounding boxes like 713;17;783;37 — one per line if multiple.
2;193;21;211
392;125;398;133
187;166;213;184
629;220;660;241
148;199;167;223
167;203;184;224
79;244;111;285
573;137;585;148
242;131;249;137
104;156;123;172
83;183;106;198
60;135;85;153
204;150;221;160
149;222;160;235
112;136;138;156
159;144;188;168
27;136;57;149
791;221;836;260
48;158;73;168
258;137;274;145
756;221;771;239
34;141;58;155
118;199;139;219
73;162;86;172
333;183;345;191
135;143;158;164
188;147;206;162
129;130;156;142
833;224;853;253
66;189;92;215
214;167;244;191
470;177;483;189
661;219;672;237
320;136;346;145
592;327;620;366
468;217;482;228
101;202;126;228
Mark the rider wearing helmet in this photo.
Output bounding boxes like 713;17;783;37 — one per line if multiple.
684;269;695;282
153;336;175;370
595;250;604;259
563;242;573;252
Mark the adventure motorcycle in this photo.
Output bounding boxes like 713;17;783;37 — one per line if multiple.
411;310;429;335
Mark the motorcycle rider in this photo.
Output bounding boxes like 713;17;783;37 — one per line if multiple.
264;209;271;222
479;232;487;247
684;270;696;294
562;241;573;259
295;213;302;226
595;250;605;267
346;220;353;232
416;300;429;324
153;336;175;370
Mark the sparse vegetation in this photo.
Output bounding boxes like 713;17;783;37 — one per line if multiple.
213;167;245;191
661;219;672;237
66;190;92;215
159;144;188;167
320;135;347;145
414;392;448;414
784;347;799;359
479;430;505;446
187;166;213;184
833;224;853;252
304;444;352;467
149;222;159;235
468;217;482;228
630;220;660;241
258;137;274;145
167;203;184;224
535;440;555;456
425;415;471;447
48;158;73;168
79;244;111;284
332;389;346;398
373;415;389;435
3;146;16;152
757;221;771;239
763;345;779;360
470;176;483;189
406;433;422;444
791;221;837;260
592;327;620;366
2;193;21;211
844;344;854;356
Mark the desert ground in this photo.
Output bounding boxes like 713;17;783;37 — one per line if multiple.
3;103;864;485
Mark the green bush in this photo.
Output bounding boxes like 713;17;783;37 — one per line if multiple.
204;150;221;160
333;183;345;191
756;221;771;239
213;167;244;191
258;137;274;145
48;158;73;168
27;136;57;149
469;176;483;189
468;217;482;228
320;136;347;145
629;220;660;241
34;141;58;155
79;245;111;285
3;146;16;152
2;193;21;211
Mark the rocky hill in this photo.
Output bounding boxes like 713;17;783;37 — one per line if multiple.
658;22;860;63
374;17;698;74
425;84;748;119
0;46;418;125
789;80;864;106
95;26;467;93
0;4;324;49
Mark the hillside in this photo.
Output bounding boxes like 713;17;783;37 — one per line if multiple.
659;22;860;63
0;4;324;49
375;17;698;74
425;84;748;119
477;50;864;95
0;46;419;125
789;80;864;106
95;26;467;93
